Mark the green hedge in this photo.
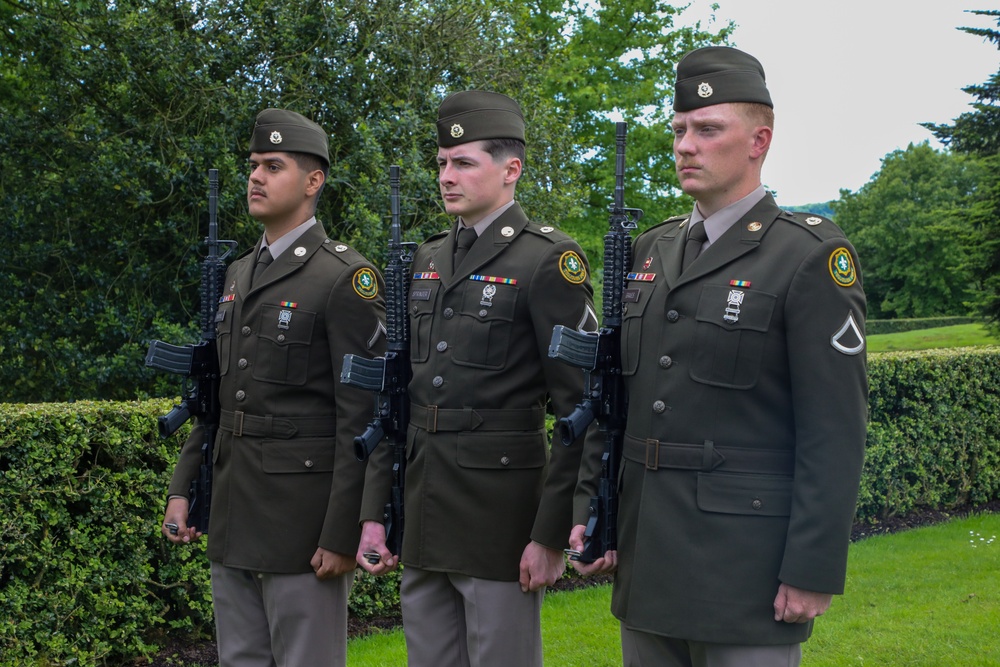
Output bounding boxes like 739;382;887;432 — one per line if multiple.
866;316;980;335
859;346;1000;521
1;348;999;665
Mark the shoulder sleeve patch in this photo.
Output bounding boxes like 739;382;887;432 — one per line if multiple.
352;267;379;299
829;247;857;287
558;250;587;284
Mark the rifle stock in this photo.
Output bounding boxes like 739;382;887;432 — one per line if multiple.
145;169;236;533
341;165;414;556
549;122;642;563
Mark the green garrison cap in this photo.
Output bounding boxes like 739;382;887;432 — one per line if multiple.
673;46;772;112
249;109;329;165
436;90;525;147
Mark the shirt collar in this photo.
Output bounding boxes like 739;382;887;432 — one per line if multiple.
690;186;767;246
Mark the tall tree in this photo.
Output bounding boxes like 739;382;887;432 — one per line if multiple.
833;143;984;319
0;0;727;402
923;9;1000;325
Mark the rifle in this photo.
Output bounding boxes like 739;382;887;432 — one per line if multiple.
145;169;237;533
341;165;415;558
548;122;642;563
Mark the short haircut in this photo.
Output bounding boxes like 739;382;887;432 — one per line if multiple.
735;102;774;130
288;151;329;209
481;138;526;166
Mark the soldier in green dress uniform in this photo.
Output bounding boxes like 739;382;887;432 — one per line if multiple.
570;47;868;667
356;91;599;667
162;108;387;667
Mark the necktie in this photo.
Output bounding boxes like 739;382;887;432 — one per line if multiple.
252;247;273;287
453;226;477;269
682;221;708;272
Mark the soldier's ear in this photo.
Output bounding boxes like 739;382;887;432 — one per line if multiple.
305;168;325;197
503;157;522;185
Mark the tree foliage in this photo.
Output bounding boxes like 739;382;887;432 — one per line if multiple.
0;0;727;402
922;9;1000;326
833;143;984;319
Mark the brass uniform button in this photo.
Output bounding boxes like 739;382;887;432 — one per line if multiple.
652;400;666;413
659;355;673;369
432;376;444;388
235;390;246;401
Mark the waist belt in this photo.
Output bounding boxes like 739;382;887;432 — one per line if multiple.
623;434;794;475
220;410;337;438
411;404;546;433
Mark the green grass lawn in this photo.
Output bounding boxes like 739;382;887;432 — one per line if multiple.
344;514;1000;666
867;323;1000;352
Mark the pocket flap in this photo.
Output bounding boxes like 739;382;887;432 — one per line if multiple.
697;472;792;516
262;439;335;473
456;432;547;470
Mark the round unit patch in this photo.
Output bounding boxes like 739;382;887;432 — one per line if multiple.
559;251;587;285
353;267;379;299
829;247;857;287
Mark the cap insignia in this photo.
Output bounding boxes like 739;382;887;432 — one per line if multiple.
450;123;465;139
697;82;714;98
269;131;283;145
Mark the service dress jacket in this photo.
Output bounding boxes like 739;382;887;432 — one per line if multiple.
596;194;868;644
169;222;387;573
393;202;598;582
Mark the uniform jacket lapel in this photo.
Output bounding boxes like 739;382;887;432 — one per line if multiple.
247;223;326;295
442;203;528;292
670;193;782;288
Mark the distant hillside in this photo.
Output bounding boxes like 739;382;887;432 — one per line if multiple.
781;201;835;219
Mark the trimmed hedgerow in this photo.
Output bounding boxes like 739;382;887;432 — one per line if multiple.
1;348;999;665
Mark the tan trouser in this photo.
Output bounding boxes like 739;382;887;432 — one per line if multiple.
401;566;544;667
210;562;352;667
621;623;802;667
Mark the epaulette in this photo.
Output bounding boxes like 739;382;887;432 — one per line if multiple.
320;238;366;265
523;222;570;243
636;214;688;240
777;210;847;242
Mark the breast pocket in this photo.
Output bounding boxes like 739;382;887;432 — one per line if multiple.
409;282;441;363
620;283;658;376
452;282;518;370
690;285;776;389
253;304;316;385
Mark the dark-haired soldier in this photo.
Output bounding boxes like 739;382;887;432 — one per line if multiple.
162;109;386;667
357;91;598;667
570;47;868;667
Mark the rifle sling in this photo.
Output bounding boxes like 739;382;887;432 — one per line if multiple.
220;410;337;438
411;404;545;433
623;435;794;475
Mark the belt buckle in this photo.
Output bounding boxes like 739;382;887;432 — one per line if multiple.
427;405;439;433
645;438;660;471
233;410;245;437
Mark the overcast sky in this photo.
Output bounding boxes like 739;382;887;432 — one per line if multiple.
677;1;998;205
